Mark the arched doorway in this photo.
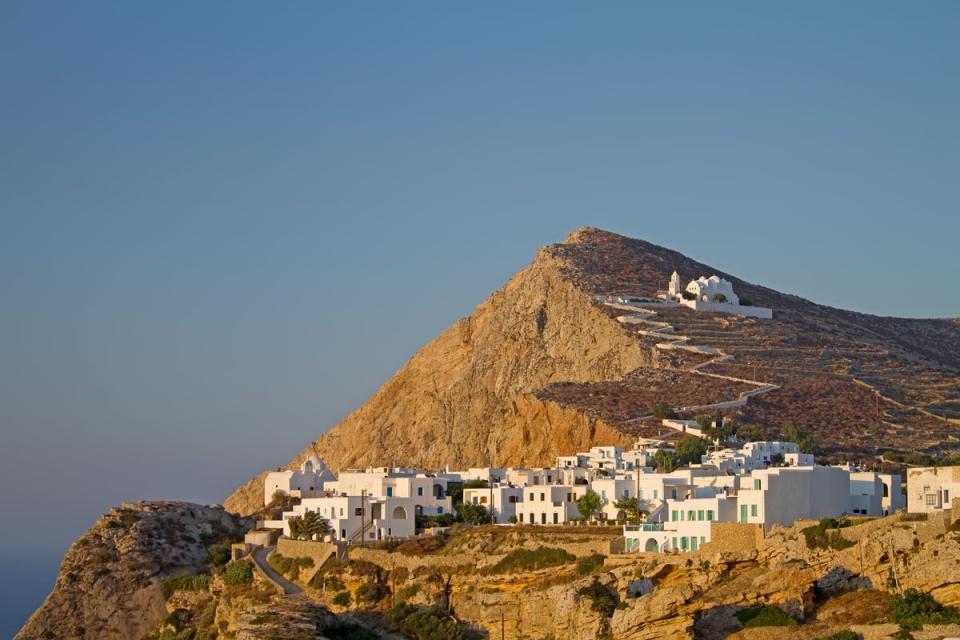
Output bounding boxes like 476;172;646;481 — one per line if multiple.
645;538;659;552
392;506;407;520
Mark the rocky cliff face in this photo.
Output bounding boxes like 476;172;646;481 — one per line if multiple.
227;241;646;514
227;227;960;515
15;502;249;640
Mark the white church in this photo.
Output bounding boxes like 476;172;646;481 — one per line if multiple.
662;271;772;319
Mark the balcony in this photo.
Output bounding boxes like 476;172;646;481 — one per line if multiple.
624;522;665;532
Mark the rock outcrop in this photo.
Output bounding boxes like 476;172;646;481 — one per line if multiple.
15;502;249;640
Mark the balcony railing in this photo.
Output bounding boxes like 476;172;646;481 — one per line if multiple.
624;522;665;532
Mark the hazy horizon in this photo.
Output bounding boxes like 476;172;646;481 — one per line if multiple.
2;2;959;635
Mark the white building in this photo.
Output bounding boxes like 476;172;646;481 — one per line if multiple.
263;455;336;506
906;466;960;514
284;495;417;543
660;271;773;319
686;275;739;305
463;485;523;524
324;468;452;517
701;441;813;473
516;485;588;525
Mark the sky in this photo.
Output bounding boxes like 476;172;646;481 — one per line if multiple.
1;1;958;634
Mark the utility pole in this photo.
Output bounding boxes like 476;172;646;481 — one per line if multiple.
361;489;367;548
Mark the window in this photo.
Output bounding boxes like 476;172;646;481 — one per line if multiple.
386;487;393;497
509;496;518;503
654;490;659;499
601;490;607;500
540;493;545;501
697;510;704;521
355;508;363;516
691;537;698;551
541;513;546;524
529;493;534;501
529;513;534;524
624;489;630;498
639;489;644;499
751;504;758;517
672;510;678;521
687;510;695;521
753;479;761;490
547;475;552;483
417;487;423;496
926;494;938;506
700;536;706;544
438;506;443;514
681;537;689;550
480;496;488;504
553;513;558;524
706;510;714;521
739;504;748;523
672;537;678;549
945;490;951;502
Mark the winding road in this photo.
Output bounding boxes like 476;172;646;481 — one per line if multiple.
251;545;302;596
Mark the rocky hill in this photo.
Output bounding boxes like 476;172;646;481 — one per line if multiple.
15;502;250;640
227;227;960;515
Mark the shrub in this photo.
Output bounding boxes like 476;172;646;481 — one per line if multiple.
385;602;466;640
889;588;960;631
490;547;575;574
396;584;420;602
206;544;232;568
221;559;254;586
308;570;345;591
267;553;314;581
652;401;676;420
736;605;798;627
576;553;605;576
161;573;211;599
802;520;855;551
577;578;619;616
332;590;352;607
355;580;390;605
456;502;492;525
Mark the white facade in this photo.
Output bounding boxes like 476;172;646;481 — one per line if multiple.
701;441;812;473
736;466;849;530
284;495;417;542
463;485;523;523
686;275;740;305
263;456;336;506
516;485;588;525
324;468;452;517
906;466;960;514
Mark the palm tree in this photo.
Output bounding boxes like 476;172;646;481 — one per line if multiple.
300;511;332;541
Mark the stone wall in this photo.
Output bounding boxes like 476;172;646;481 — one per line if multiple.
277;538;342;565
698;522;764;554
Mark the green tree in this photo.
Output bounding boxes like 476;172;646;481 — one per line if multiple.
612;496;638;521
653;449;677;473
576;490;602;522
456;502;491;525
782;420;815;453
651;401;676;420
299;510;332;541
712;293;728;303
675;437;710;466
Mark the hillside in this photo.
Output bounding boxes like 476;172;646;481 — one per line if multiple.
226;227;960;515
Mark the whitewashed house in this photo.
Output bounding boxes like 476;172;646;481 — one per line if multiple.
463;484;523;523
516;485;588;525
906;466;960;514
263;455;336;506
284;494;417;543
324;468;452;517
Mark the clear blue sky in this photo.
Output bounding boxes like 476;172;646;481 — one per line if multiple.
1;2;958;633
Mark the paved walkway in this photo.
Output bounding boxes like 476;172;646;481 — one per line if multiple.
251;546;302;596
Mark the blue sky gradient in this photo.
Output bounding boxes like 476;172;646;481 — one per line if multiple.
1;2;958;634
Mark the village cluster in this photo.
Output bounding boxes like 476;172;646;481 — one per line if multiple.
259;435;957;555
